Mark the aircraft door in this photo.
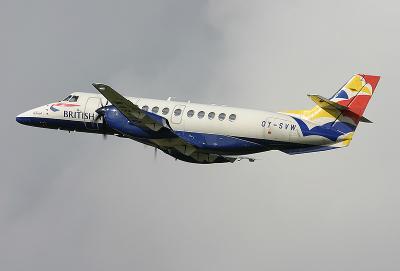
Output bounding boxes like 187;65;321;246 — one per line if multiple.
171;104;186;124
84;97;101;130
264;117;290;142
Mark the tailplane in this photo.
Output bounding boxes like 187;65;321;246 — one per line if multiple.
283;74;380;150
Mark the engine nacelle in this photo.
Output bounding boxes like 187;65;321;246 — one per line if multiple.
103;106;155;138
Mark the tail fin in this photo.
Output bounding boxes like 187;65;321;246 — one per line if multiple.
284;74;380;147
330;74;380;117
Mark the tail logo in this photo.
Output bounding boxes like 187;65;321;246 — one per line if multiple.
283;74;380;146
332;74;375;104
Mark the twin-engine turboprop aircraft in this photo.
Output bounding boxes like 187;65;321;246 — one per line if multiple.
16;74;380;164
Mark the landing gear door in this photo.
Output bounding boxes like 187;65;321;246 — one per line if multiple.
84;97;101;130
264;117;290;142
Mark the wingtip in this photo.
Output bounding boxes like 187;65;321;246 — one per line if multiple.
92;83;107;91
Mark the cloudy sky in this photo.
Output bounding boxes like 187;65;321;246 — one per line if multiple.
2;0;400;270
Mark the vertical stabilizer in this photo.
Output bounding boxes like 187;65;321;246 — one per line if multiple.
283;74;380;148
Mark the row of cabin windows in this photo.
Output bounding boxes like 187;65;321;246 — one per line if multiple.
141;105;237;122
60;96;236;121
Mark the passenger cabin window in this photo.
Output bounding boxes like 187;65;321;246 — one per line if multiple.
69;96;79;102
218;113;226;121
152;106;159;113
208;112;215;120
142;105;149;111
63;95;72;101
197;111;205;119
229;114;237;121
174;108;182;116
187;110;194;118
162;107;169;115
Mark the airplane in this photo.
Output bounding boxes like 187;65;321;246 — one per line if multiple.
16;74;380;164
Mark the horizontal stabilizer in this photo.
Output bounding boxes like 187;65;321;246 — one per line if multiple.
359;116;373;123
281;145;337;155
308;94;372;123
308;94;348;111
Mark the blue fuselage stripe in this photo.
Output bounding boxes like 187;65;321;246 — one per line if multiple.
16;116;327;154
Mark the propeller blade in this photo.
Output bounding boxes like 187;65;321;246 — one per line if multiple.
154;147;157;161
94;114;102;122
94;106;108;138
95;106;106;122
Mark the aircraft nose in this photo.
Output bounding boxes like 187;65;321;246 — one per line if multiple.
16;106;47;126
16;114;23;124
16;110;34;125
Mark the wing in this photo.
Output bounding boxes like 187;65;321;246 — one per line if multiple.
92;83;198;155
92;83;170;131
92;83;257;164
162;149;257;164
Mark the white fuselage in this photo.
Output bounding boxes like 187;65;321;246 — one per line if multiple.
16;73;380;163
17;91;342;162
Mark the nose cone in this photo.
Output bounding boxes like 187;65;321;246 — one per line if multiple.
16;106;46;126
16;110;34;126
16;114;24;124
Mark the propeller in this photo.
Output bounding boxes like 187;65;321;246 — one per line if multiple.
154;147;158;161
143;144;158;161
95;99;109;139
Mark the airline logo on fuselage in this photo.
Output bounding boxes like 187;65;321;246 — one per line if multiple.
50;102;80;112
64;111;95;120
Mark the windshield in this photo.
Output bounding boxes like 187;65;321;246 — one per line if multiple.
69;96;79;102
63;95;72;101
61;95;79;102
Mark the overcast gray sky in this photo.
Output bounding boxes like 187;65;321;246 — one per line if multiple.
1;0;400;270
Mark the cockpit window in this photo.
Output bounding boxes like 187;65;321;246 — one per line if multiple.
69;96;79;102
63;95;72;101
